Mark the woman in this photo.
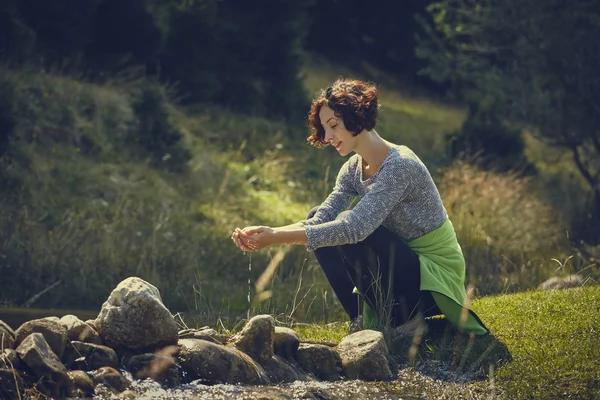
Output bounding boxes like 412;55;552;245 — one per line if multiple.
231;78;488;335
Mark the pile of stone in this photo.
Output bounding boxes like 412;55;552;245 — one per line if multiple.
0;277;393;398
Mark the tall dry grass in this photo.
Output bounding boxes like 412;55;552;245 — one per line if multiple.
438;162;570;294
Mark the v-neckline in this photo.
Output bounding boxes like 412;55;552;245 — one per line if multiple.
359;147;394;183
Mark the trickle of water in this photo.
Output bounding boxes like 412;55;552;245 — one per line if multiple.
247;253;252;320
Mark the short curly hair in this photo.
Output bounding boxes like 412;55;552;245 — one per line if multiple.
307;78;380;147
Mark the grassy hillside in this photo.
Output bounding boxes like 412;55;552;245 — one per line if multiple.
0;58;592;324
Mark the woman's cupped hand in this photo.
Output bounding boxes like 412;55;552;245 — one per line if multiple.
231;226;275;252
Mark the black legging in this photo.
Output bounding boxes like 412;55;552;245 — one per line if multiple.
308;207;441;327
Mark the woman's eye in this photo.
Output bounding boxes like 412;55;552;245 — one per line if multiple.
331;124;337;129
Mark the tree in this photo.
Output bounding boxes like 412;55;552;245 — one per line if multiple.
305;0;441;90
417;0;600;242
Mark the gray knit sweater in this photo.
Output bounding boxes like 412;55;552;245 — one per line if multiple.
303;144;447;251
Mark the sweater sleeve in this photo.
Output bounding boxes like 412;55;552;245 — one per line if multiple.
302;157;357;227
305;157;415;251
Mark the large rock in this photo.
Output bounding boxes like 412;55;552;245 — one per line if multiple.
60;314;102;344
178;338;270;385
62;341;118;370
95;277;179;350
15;332;69;398
538;274;585;290
0;349;20;370
295;343;343;381
0;320;15;350
336;330;392;381
273;326;300;360
14;318;68;358
229;315;275;363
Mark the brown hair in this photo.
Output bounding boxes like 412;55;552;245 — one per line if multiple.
307;78;379;147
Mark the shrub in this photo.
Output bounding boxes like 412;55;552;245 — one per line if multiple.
129;81;191;172
446;103;530;173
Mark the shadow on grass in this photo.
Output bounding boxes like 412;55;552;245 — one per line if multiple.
388;317;512;383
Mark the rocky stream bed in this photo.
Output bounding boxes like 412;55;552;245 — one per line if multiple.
0;277;501;399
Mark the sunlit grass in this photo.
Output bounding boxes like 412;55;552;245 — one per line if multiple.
473;285;600;399
290;285;600;400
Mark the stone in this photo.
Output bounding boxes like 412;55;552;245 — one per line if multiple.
273;327;299;360
120;389;138;399
85;319;99;332
0;320;15;350
60;314;102;344
95;277;179;350
229;315;275;363
0;349;20;370
295;343;343;381
68;370;95;397
14;318;68;358
91;366;130;393
62;341;118;370
262;355;312;383
128;348;180;387
178;338;270;385
538;274;585;290
336;330;392;381
15;332;69;398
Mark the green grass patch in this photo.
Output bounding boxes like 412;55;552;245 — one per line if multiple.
293;286;600;399
474;285;600;399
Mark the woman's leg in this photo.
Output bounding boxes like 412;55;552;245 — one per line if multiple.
339;225;440;327
308;207;359;319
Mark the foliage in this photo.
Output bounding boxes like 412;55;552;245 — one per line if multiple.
305;0;441;90
417;0;600;242
446;102;530;173
0;0;311;120
129;81;191;172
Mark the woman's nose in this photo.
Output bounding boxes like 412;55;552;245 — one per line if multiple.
324;129;333;142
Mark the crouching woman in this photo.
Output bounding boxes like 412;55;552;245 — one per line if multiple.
232;78;488;336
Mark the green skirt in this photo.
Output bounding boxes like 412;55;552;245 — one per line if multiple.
362;218;489;335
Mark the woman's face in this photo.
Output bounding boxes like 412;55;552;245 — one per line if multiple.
319;105;357;157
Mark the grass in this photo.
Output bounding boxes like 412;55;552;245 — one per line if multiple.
474;285;600;399
292;285;600;400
